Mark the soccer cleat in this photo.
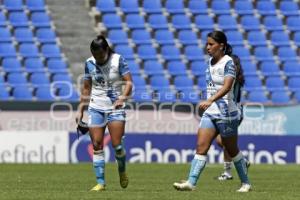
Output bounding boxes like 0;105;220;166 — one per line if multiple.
217;173;233;181
237;183;251;192
173;180;196;191
90;184;105;191
119;172;129;188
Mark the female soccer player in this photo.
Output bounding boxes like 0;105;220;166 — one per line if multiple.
76;35;132;191
215;55;250;181
173;31;251;192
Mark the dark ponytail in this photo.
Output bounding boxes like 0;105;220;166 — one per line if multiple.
207;30;232;56
231;54;245;86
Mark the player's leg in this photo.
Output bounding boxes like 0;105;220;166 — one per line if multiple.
173;116;218;191
107;111;128;188
215;135;233;180
88;109;107;191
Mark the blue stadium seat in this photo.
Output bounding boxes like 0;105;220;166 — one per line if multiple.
200;30;211;43
294;31;300;46
148;14;168;29
52;73;72;83
154;30;175;45
247;91;269;103
174;75;194;90
0;27;12;42
143;0;162;14
155;89;177;102
211;1;231;15
12;85;33;100
188;0;208;14
233;46;251;60
241;16;260;31
254;47;274;61
260;61;281;76
150;75;170;90
167;61;187;76
179;89;200;103
26;0;46;12
218;15;238;30
30;72;50;86
14;28;34;43
102;14;122;29
178;30;198;45
126;14;145;29
132;89;152;102
0;43;17;57
120;0;139;13
7;72;28;86
288;77;300;91
58;86;79;101
36;28;57;43
270;31;290;46
31;12;51;27
0;74;6;85
280;1;299;16
165;0;185;14
127;60;140;75
0;86;10;100
195;15;214;30
132;75;147;89
225;30;244;46
185;45;204;61
24;58;45;72
171;14;192;30
241;60;257;76
277;47;298;61
244;76;263;90
9;12;30;27
115;44;135;59
0;12;8;26
108;29;128;44
161;45;181;61
190;60;206;76
41;44;62;58
47;58;68;73
265;77;286;91
197;76;207;90
137;45;157;60
256;1;277;16
294;91;300;103
3;0;24;11
96;0;116;13
131;29;152;45
19;43;40;58
35;85;55;101
234;1;254;15
286;16;300;31
263;16;284;31
144;60;164;75
247;31;267;46
271;91;290;104
283;61;300;77
2;57;23;72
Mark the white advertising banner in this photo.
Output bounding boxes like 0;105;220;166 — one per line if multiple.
0;131;69;163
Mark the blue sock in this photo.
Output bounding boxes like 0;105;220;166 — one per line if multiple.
188;154;207;186
232;151;250;184
115;144;126;173
93;150;105;185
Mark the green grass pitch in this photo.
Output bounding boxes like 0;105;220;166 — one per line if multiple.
0;164;299;200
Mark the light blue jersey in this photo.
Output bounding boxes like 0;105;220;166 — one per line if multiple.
84;53;130;111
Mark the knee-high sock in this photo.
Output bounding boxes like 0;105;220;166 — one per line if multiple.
115;144;126;173
93;150;105;185
224;162;232;176
188;154;207;186
232;151;250;184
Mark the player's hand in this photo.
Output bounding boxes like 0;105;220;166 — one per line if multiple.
199;100;213;111
114;99;125;109
75;112;83;124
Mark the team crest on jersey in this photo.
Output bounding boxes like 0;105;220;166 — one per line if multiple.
93;74;106;86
